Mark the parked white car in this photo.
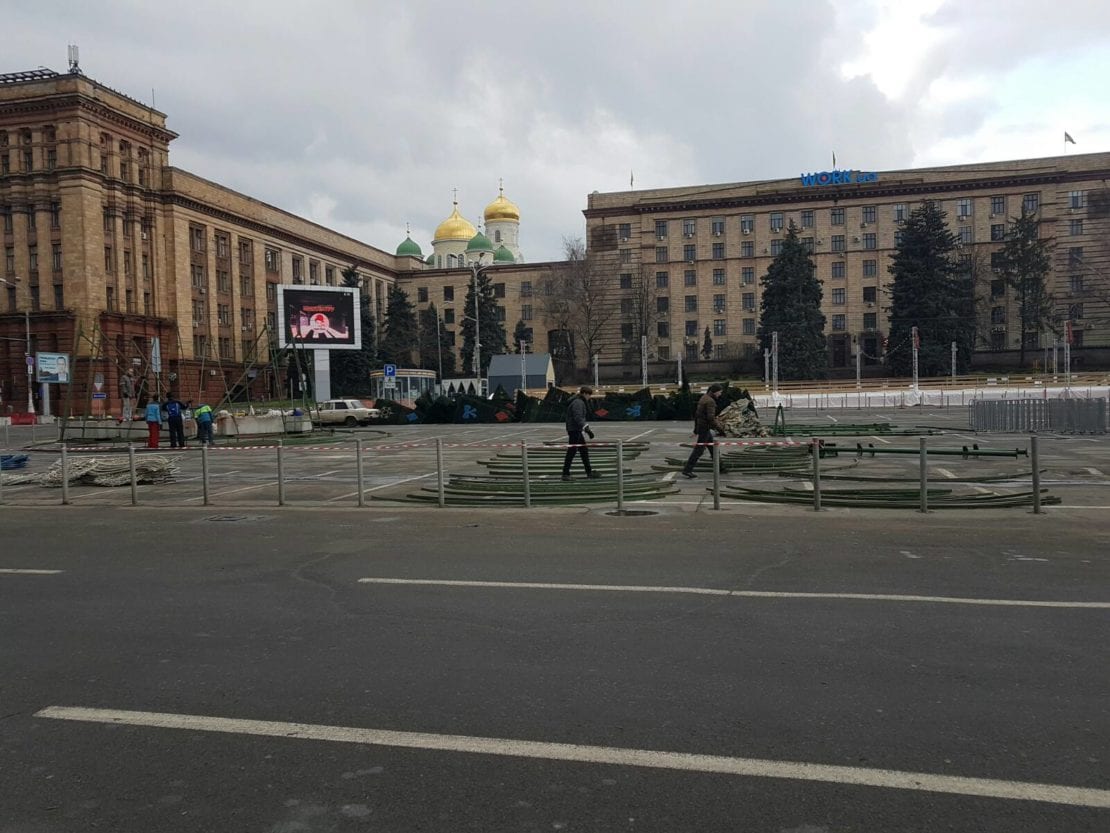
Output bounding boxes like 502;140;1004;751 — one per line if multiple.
313;399;381;427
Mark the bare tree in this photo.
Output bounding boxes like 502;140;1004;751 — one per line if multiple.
561;236;616;368
623;265;660;367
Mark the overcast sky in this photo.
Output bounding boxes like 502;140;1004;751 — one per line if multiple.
7;0;1109;262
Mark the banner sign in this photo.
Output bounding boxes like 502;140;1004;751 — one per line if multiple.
800;170;879;187
36;352;71;383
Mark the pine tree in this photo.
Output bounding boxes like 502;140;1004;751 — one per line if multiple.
460;269;507;375
512;319;530;353
887;201;976;376
997;208;1054;366
379;284;417;366
757;223;826;379
701;326;713;360
329;265;375;396
417;303;455;377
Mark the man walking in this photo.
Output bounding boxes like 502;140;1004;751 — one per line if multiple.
119;368;136;423
682;383;725;478
562;386;601;481
165;392;187;449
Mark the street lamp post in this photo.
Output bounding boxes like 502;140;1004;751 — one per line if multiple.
469;253;491;395
0;277;32;415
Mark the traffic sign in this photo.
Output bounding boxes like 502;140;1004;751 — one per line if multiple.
26;355;34;367
383;364;397;378
92;392;107;399
151;336;162;374
384;376;397;389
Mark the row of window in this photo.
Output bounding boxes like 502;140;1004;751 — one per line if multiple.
413;282;506;304
3;283;65;313
187;226;345;294
5;243;65;274
2;203;62;232
621;192;1071;242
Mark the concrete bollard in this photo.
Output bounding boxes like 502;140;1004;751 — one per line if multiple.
128;444;138;506
60;446;69;506
277;440;285;506
201;444;210;506
521;440;531;508
811;437;821;512
919;437;928;513
1031;436;1041;515
436;438;445;508
356;439;365;508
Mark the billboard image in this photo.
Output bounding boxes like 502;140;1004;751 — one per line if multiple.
277;285;361;351
36;352;71;383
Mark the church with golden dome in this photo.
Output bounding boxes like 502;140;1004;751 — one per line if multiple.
395;183;524;269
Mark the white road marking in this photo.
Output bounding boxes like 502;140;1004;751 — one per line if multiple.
826;415;838;423
34;706;1110;809
329;472;436;502
934;468;956;479
1086;467;1105;477
0;568;63;575
355;578;1110;609
625;428;656;441
869;435;892;444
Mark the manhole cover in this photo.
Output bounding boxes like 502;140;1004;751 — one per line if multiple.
604;510;659;517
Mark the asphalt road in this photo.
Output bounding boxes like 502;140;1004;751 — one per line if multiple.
1;505;1107;831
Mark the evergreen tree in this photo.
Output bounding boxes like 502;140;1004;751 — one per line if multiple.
997;208;1054;366
701;326;713;360
887;201;976;376
512;319;530;353
417;303;455;377
330;265;375;396
460;269;507;375
379;284;417;366
757;223;826;379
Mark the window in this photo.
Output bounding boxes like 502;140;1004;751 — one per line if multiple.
684;270;697;287
863;313;877;330
742;292;755;311
191;264;205;289
713;319;727;336
740;215;754;234
862;233;876;250
1069;246;1083;267
894;230;904;246
712;242;724;259
106;286;115;312
862;206;877;224
769;212;784;232
50;203;60;229
991;224;1006;241
801;237;815;253
217;270;230;292
417;287;428;302
519;281;531;297
956;198;972;218
444;309;455;324
658;345;670;361
190;227;206;252
495;307;505;322
619;248;632;264
1069;219;1083;236
991;306;1006;325
655;246;668;263
800;210;814;229
3;209;11;233
215;234;230;258
144;292;152;315
521;304;533;321
219;337;232;359
991;196;1006;216
325;266;335;286
683;218;696;236
102;211;112;234
54;284;64;310
240;276;253;297
494;231;501;244
7;286;16;311
655;220;668;238
831;288;846;305
493;283;506;299
991;279;1006;298
831;207;845;225
292;256;303;283
831;314;845;331
958;227;973;245
770;240;783;256
862;259;877;277
742;318;755;336
621;323;634;341
264;247;280;273
104;246;113;271
125;289;135;313
741;241;754;258
831;235;845;252
30;284;40;311
27;210;36;232
741;267;754;285
657;321;669;338
1022;193;1039;214
684;295;698;312
683;244;696;262
685;320;698;337
239;240;252;263
1069;303;1084;320
831;261;845;279
712;269;725;285
656;296;669;313
1068;190;1086;209
51;243;62;270
4;246;13;273
712;294;726;313
711;218;725;236
619;274;633;289
443;285;454;301
655;271;669;289
862;286;877;303
1070;274;1085;293
1070;329;1084;347
217;304;230;326
618;223;631;240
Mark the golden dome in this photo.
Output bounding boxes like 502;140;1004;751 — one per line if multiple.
484;184;520;224
433;201;478;242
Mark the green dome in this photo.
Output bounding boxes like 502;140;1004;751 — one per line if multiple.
425;253;435;265
396;236;423;258
465;230;495;254
493;244;515;263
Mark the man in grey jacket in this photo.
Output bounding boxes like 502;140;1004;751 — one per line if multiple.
562;386;601;481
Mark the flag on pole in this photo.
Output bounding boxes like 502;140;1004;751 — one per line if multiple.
1064;131;1076;145
630;170;634;189
832;151;837;167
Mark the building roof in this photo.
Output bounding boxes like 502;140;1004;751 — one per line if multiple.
487;352;554;378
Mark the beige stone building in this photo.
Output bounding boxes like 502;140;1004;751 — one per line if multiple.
582;153;1110;373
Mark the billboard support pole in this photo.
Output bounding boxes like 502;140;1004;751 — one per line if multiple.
313;350;331;402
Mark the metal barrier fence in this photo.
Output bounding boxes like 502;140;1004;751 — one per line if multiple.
971;398;1107;434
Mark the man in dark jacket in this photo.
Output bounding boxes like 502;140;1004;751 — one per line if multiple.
164;393;187;449
682;384;724;478
562;386;601;481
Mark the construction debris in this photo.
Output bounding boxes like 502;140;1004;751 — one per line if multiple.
716;396;770;438
2;455;180;487
1;454;30;471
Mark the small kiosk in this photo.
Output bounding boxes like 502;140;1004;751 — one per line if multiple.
369;368;437;406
